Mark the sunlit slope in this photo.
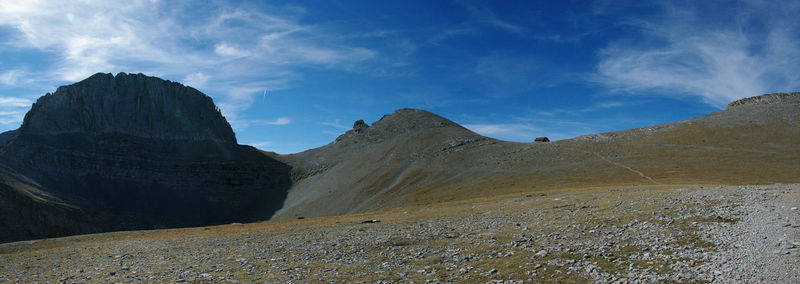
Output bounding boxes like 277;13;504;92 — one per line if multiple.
273;93;800;219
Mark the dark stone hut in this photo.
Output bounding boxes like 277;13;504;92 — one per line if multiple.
534;137;550;142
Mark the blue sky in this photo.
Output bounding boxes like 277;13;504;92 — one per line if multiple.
1;1;799;154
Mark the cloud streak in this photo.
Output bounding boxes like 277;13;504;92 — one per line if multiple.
461;3;525;35
0;0;377;127
0;97;33;126
0;97;33;108
264;117;291;126
592;1;800;108
463;123;538;141
322;119;351;130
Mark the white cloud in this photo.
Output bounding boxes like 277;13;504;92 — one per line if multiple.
0;97;33;107
593;2;800;108
461;3;525;35
429;28;476;45
0;110;26;125
226;117;291;131
463;123;538;141
0;97;33;125
0;1;378;124
535;101;629;117
322;130;343;136
214;43;250;58
243;141;272;148
322;119;350;130
183;72;210;89
0;70;30;86
249;117;292;126
269;117;291;125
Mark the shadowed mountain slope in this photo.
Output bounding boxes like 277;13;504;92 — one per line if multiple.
274;93;800;219
0;130;16;146
0;73;291;243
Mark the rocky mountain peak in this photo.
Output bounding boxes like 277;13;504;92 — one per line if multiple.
370;108;458;132
726;92;800;110
19;72;236;143
332;108;466;144
352;119;369;133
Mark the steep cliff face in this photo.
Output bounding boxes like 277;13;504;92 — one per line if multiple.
21;73;235;143
0;73;291;243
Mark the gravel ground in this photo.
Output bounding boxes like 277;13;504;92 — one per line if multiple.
0;184;798;283
695;184;800;282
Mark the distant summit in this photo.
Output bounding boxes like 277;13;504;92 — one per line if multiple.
21;72;236;143
332;108;467;145
726;92;800;109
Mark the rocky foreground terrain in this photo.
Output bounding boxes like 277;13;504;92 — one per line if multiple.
2;183;797;283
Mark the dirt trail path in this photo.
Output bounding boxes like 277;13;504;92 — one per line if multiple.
591;151;660;184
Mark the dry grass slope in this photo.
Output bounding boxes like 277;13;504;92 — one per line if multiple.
272;93;800;220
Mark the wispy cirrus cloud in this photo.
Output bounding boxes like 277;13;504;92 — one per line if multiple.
0;110;26;125
243;141;273;148
227;117;291;131
0;70;34;86
262;117;291;126
321;119;351;130
0;97;32;107
182;72;210;89
592;1;800;108
214;43;251;58
0;97;33;126
461;2;525;35
428;28;477;45
0;0;378;127
463;123;538;141
464;114;633;142
535;100;638;117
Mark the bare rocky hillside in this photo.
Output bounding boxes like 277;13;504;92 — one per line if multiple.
274;92;800;220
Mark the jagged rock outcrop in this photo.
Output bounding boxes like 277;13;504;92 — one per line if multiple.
0;73;291;243
352;119;368;133
726;92;800;109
